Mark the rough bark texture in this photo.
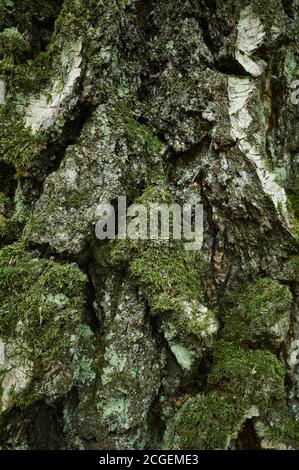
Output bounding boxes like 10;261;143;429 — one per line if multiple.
0;0;299;450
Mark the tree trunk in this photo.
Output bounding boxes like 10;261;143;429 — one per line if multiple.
0;0;298;450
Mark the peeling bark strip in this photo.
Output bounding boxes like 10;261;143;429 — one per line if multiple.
0;80;5;104
228;76;289;216
25;39;83;132
235;6;267;77
0;0;299;451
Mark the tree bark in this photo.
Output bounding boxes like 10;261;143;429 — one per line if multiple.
0;0;298;450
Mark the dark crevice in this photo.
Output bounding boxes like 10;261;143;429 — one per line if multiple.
85;267;102;333
142;303;169;449
27;241;77;263
29;13;60;55
215;57;249;77
146;303;169;351
188;0;225;54
281;0;295;18
197;169;225;307
134;0;158;36
0;399;66;450
34;101;94;177
235;419;262;450
146;391;166;449
0;161;17;198
167;137;212;178
267;75;284;133
197;15;217;54
27;240;102;333
203;0;217;15
190;355;212;394
137;70;166;103
26;400;66;450
120;1;164;123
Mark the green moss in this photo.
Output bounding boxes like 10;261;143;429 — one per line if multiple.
0;27;29;68
0;1;65;93
222;278;292;346
0;214;7;238
0;1;62;50
231;0;283;16
280;256;299;281
0;192;10;214
164;392;243;450
0;191;20;245
94;186;215;368
0;242;86;336
96;186;207;317
128;240;218;352
0;106;47;168
130;245;204;308
0;242;95;409
216;0;284;31
286;177;299;222
249;0;284;29
256;402;299;446
208;341;285;404
0;216;19;245
53;0;84;43
123;113;165;158
113;103;166;186
164;341;297;449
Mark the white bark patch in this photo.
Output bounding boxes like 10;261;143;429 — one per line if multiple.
228;77;255;115
288;339;299;367
228;76;288;216
0;339;4;365
202;102;215;122
63;159;78;189
1;365;32;412
236;6;267;77
25;40;82;133
0;80;5;104
0;338;33;412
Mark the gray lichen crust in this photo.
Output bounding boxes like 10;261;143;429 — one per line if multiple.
0;0;299;450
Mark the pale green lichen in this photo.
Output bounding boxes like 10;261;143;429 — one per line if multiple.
169;344;195;371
